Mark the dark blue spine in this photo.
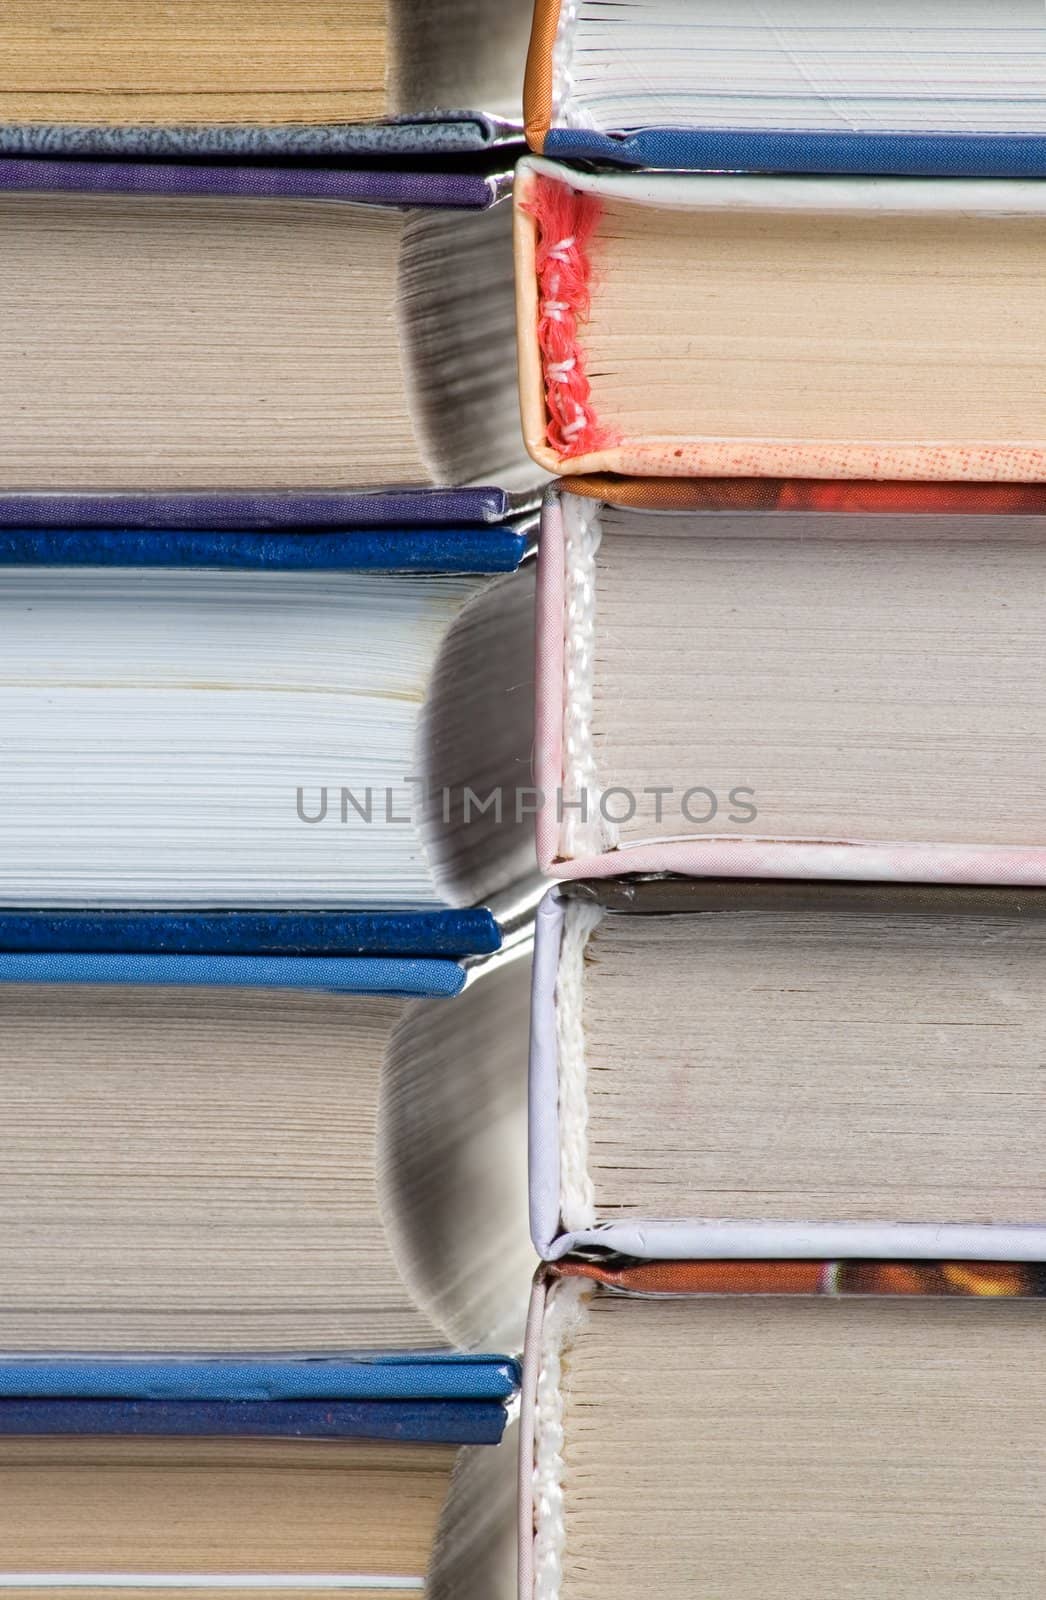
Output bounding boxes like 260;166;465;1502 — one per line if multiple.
0;909;501;959
0;527;525;573
0;1398;508;1444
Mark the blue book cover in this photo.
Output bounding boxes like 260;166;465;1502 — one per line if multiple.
0;1356;519;1445
0;1398;508;1444
0;909;501;961
0;523;528;574
545;125;1046;179
0;950;469;997
0;1354;519;1401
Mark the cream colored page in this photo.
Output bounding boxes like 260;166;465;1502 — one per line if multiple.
582;910;1046;1222
0;2;387;124
0;195;426;489
0;1437;454;1573
590;514;1046;844
0;985;444;1350
560;1295;1046;1600
584;201;1046;443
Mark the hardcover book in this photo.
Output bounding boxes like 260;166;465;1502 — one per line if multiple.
0;1355;517;1597
1;162;537;494
524;0;1046;176
531;880;1046;1262
0;535;534;910
1;0;533;158
521;1258;1046;1600
534;478;1046;883
0;938;533;1355
515;160;1046;481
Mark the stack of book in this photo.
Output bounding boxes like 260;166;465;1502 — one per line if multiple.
515;4;1046;1599
5;1;1046;1594
0;3;540;1595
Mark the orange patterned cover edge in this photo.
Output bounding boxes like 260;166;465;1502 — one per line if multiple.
559;475;1046;515
548;1258;1046;1297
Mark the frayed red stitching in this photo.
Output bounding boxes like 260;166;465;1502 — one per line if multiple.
523;176;614;460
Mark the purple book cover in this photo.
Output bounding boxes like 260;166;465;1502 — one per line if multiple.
0;157;499;209
0;489;514;529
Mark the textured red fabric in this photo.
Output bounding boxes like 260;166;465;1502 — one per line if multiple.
522;175;616;460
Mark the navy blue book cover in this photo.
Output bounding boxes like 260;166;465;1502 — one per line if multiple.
0;909;501;961
0;525;527;572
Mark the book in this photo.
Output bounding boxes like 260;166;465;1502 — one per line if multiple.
0;1355;517;1596
521;1258;1046;1600
0;536;535;910
1;0;533;158
531;879;1046;1261
1;162;535;494
524;0;1046;176
0;939;533;1353
534;478;1046;883
515;160;1046;481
